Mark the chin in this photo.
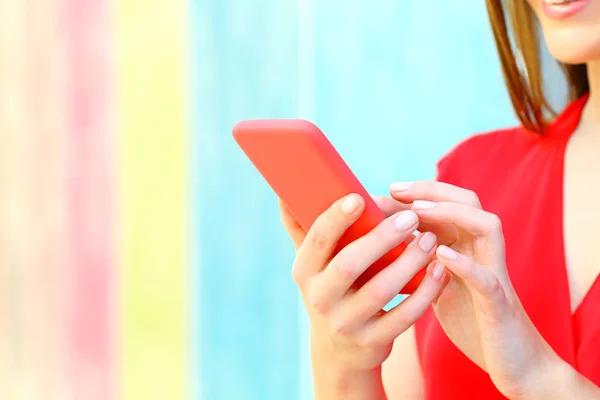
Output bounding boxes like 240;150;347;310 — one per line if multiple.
529;0;600;65
543;28;600;65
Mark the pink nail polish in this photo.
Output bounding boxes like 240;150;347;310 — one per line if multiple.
342;195;361;214
394;211;418;231
413;200;435;210
418;232;436;252
390;182;413;192
432;262;445;280
438;245;458;260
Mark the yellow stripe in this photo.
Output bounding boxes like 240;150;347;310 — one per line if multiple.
116;0;189;398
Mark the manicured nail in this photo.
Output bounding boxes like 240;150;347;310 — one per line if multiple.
418;232;436;252
394;210;418;231
371;194;383;207
390;182;413;192
342;194;361;214
432;262;445;280
438;245;458;260
413;200;436;210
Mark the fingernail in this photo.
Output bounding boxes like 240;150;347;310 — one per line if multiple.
394;210;418;231
390;182;413;192
418;232;436;252
432;262;445;280
438;245;458;260
342;194;361;214
413;200;435;210
371;194;382;207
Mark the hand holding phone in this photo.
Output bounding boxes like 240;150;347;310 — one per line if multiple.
233;119;427;294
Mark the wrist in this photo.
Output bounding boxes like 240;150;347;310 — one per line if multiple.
524;355;578;400
309;330;389;400
312;363;386;400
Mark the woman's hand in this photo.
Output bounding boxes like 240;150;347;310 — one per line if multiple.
384;181;599;399
279;194;449;399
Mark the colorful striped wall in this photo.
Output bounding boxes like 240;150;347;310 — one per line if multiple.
1;0;564;399
1;0;190;398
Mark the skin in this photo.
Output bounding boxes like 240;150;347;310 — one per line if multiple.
281;0;600;398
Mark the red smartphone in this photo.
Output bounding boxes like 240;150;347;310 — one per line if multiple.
232;119;424;294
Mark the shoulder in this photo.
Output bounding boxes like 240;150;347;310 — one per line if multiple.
435;126;527;187
435;93;589;189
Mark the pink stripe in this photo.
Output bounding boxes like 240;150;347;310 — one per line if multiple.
64;0;116;398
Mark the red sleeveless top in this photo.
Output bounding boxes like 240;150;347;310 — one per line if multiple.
415;94;600;399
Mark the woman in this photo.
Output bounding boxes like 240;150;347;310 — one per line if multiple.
280;0;600;399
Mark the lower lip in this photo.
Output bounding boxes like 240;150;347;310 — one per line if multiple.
541;0;590;19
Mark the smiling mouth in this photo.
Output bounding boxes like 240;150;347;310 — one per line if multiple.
544;0;579;4
541;0;589;19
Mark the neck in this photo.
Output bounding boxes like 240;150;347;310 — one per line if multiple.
583;61;600;127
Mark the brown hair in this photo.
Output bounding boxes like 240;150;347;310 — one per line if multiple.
485;0;589;133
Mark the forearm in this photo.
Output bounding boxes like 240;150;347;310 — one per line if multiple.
312;363;387;400
521;358;600;400
546;360;600;400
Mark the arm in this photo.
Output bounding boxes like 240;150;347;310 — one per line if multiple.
312;361;387;400
382;326;425;400
389;181;600;400
528;357;600;400
311;326;424;400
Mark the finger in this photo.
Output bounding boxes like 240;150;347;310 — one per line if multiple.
312;210;419;306
436;245;509;319
390;181;481;208
293;194;365;285
371;194;410;217
371;195;418;246
364;260;450;345
374;194;458;246
278;198;305;250
412;201;504;241
336;232;438;327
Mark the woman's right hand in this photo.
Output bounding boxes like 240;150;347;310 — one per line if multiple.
279;194;449;392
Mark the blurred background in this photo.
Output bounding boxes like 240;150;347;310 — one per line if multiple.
0;0;566;399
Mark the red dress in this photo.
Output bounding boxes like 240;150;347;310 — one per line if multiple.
415;94;600;399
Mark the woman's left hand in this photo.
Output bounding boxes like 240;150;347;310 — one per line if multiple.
381;181;569;400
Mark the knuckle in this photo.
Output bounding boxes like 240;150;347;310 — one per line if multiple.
329;317;351;337
311;213;341;243
291;262;304;285
418;180;434;191
484;275;502;296
307;289;327;314
486;213;503;234
310;231;332;251
464;190;481;207
332;259;358;282
363;285;390;307
392;308;416;330
310;205;352;250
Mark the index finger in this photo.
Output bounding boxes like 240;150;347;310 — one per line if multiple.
373;194;457;246
370;195;417;245
390;181;481;208
293;194;365;282
371;194;410;217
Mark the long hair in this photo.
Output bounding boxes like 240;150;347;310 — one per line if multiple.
485;0;589;133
